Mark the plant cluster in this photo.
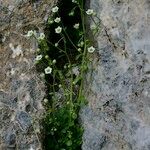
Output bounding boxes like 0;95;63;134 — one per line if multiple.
26;0;100;149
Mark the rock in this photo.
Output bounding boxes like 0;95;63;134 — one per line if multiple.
4;132;16;147
0;0;57;149
16;111;31;132
81;0;150;150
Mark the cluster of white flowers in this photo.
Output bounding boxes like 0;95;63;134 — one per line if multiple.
35;54;56;74
32;5;96;82
48;16;61;25
87;46;95;53
45;66;52;74
26;30;46;41
52;6;59;13
73;23;79;29
55;26;62;34
86;9;95;15
54;17;61;23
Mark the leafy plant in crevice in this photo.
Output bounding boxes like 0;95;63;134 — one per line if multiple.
26;0;100;149
43;1;86;149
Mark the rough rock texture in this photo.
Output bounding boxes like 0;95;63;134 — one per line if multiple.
0;0;56;149
81;0;150;150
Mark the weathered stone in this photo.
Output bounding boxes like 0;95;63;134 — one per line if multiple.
0;0;57;149
81;0;150;150
4;132;16;147
16;111;32;132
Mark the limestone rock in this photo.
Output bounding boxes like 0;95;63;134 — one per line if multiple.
0;0;57;149
81;0;150;150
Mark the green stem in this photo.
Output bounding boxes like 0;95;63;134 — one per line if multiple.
57;13;79;51
78;1;87;103
61;32;73;122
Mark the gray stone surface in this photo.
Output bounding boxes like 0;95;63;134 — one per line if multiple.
0;0;57;149
81;0;150;150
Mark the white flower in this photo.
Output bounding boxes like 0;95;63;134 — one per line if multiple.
52;59;56;64
78;41;84;47
80;41;84;47
43;98;48;103
86;9;94;15
33;30;37;37
87;46;95;53
40;33;45;39
72;0;77;3
69;11;74;16
45;55;49;59
45;66;52;74
78;48;81;52
55;26;62;34
54;17;61;23
10;68;15;75
73;23;79;29
55;43;58;47
52;6;59;13
38;33;45;40
35;55;42;61
58;84;62;88
26;30;34;37
36;48;40;52
48;19;54;24
9;44;23;58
